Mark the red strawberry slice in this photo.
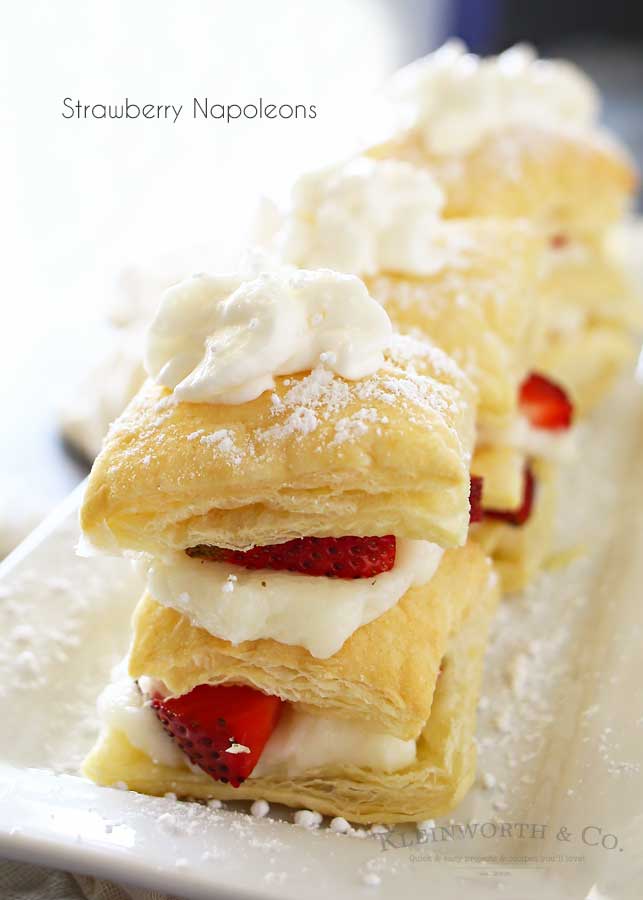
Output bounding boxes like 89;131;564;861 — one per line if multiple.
519;373;573;430
469;475;484;524
151;684;282;787
484;466;536;527
186;535;397;579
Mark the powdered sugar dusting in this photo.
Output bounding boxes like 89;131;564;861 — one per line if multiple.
101;337;471;499
0;514;142;772
367;254;531;399
198;428;244;465
258;406;320;443
135;334;473;467
331;408;380;446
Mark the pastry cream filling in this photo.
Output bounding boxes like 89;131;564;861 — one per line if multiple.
97;662;185;768
385;40;598;156
146;539;443;659
477;416;576;463
253;705;416;777
97;667;417;776
144;267;392;405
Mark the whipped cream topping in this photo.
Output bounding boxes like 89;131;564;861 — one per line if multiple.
281;157;445;277
147;539;443;658
387;40;599;156
96;661;184;768
145;267;392;405
98;669;416;777
478;416;576;463
253;705;416;777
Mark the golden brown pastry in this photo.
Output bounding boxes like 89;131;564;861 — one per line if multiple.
541;237;643;331
535;238;643;413
368;43;641;419
272;146;571;592
130;544;487;740
536;325;636;417
357;220;561;587
364;219;544;430
80;334;477;556
370;124;635;236
81;265;499;824
83;547;499;824
369;42;637;236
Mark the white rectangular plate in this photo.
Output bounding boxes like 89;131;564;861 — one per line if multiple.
1;374;643;900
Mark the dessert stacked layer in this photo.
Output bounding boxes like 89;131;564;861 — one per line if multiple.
80;44;640;825
370;40;642;416
268;43;641;591
81;267;499;823
274;155;574;592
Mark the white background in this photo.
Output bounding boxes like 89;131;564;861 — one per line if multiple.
1;0;448;532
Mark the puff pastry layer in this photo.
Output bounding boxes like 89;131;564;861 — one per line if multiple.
536;244;642;415
84;561;499;824
536;325;636;418
81;335;476;556
471;459;556;594
129;543;491;741
542;240;643;334
369;124;636;235
471;445;526;512
365;220;543;429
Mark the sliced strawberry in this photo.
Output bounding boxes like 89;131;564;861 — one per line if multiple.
519;373;573;430
469;475;484;524
151;684;282;787
186;535;397;579
484;466;536;527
